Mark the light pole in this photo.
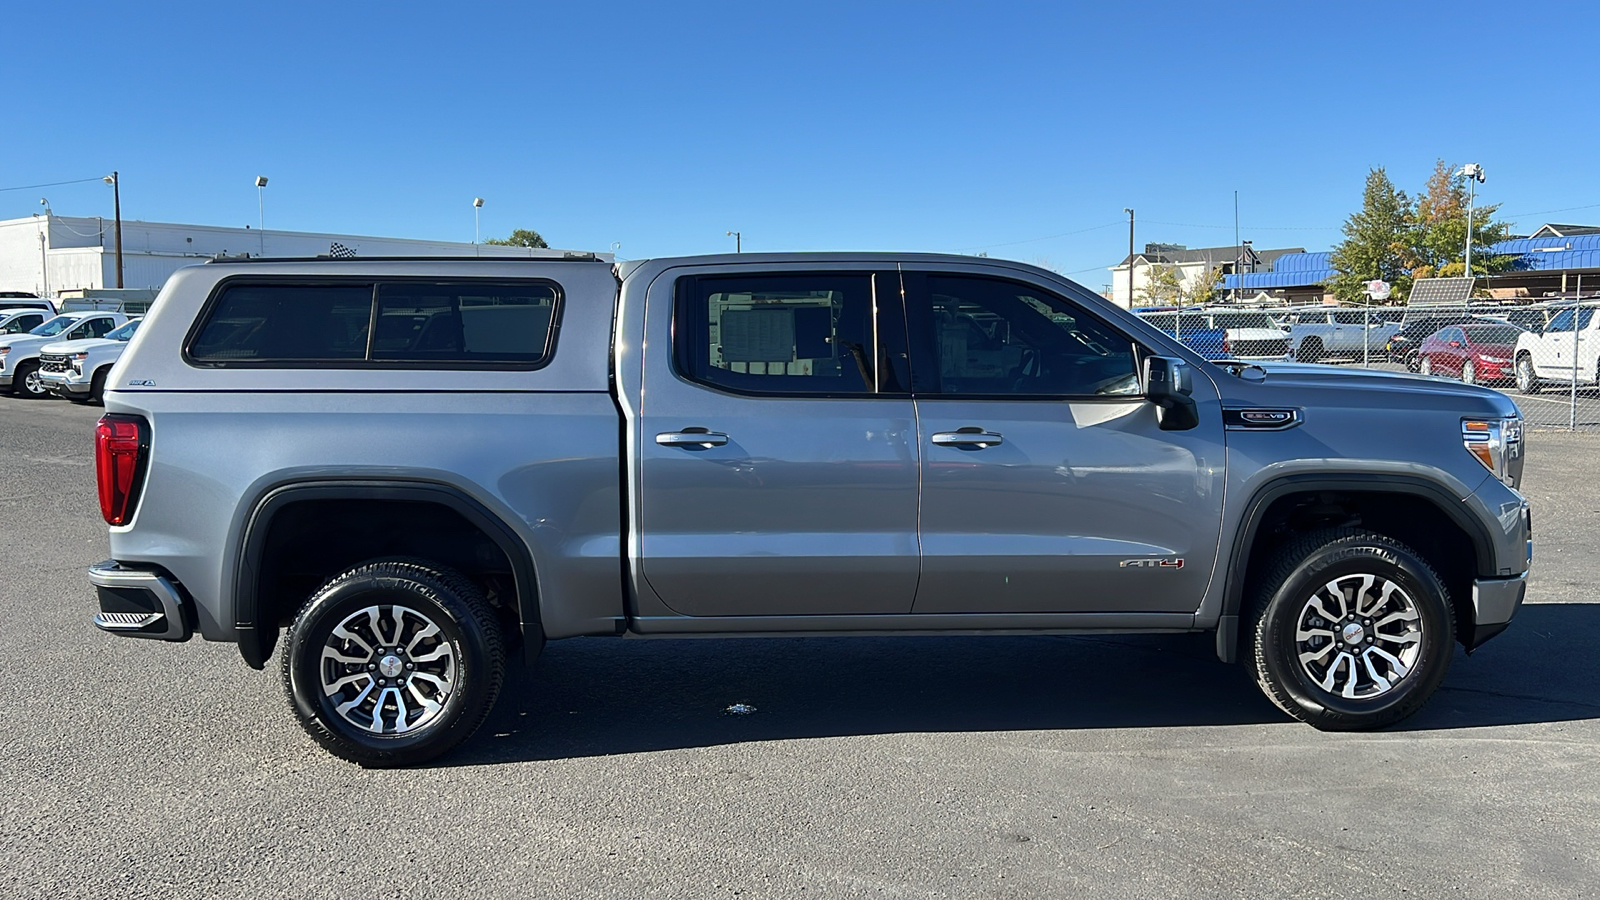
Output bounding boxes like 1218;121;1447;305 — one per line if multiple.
38;198;51;299
473;197;484;244
255;176;268;257
1123;208;1134;306
103;172;123;288
1457;163;1485;278
726;230;741;253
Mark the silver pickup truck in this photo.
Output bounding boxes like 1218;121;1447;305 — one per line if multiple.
1288;306;1402;363
89;254;1531;765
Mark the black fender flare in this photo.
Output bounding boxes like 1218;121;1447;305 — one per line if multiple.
234;479;540;669
1214;472;1495;663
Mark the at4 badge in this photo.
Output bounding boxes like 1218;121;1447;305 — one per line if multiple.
1119;558;1184;569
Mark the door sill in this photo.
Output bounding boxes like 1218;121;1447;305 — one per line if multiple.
627;611;1197;637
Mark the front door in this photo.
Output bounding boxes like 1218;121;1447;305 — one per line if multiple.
636;269;921;617
903;271;1226;615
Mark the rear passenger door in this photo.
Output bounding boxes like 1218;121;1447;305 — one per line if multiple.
902;270;1225;615
635;269;921;618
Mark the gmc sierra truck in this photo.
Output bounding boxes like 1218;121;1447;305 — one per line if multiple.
88;253;1531;765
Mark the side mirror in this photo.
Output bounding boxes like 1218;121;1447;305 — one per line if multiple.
1144;356;1199;431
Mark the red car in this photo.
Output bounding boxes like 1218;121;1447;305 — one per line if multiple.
1417;323;1524;385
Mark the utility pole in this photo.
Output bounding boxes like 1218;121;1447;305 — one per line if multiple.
255;176;269;257
104;172;124;288
1123;209;1134;306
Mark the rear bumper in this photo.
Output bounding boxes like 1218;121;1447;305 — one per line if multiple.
89;560;192;642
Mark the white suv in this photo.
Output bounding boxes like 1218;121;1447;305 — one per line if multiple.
38;319;142;404
1514;305;1598;393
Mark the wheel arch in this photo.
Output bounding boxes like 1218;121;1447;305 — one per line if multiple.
1214;473;1495;664
234;479;541;670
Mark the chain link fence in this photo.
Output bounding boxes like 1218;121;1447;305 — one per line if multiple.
1138;299;1600;431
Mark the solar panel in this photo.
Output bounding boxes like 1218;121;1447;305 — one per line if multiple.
1407;277;1474;305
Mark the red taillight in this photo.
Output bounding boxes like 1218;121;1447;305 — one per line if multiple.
95;414;148;526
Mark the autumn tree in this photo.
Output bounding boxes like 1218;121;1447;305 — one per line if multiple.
1328;168;1414;303
1407;158;1514;280
1136;264;1186;305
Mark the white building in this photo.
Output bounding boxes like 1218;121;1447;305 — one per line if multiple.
0;214;602;299
1107;242;1303;308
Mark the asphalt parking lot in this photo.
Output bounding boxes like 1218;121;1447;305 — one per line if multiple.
2;399;1596;899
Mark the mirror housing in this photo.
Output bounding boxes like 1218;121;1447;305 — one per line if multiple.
1144;356;1199;431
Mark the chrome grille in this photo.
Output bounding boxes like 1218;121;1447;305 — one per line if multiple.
39;353;70;374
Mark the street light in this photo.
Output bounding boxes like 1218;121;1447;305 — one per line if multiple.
103;172;123;288
473;197;484;244
1457;163;1485;277
255;176;268;257
726;230;741;253
39;197;51;215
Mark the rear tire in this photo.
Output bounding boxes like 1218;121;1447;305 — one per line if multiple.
1249;528;1454;731
1419;356;1433;376
281;558;506;766
1516;355;1540;394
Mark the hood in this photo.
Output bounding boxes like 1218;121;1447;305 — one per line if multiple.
39;337;121;354
0;333;51;351
1212;360;1521;418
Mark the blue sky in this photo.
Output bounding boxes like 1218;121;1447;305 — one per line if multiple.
5;1;1597;290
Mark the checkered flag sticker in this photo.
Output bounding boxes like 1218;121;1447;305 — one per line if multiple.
329;241;357;258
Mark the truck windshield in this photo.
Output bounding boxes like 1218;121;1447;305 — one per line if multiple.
106;320;140;341
29;315;83;336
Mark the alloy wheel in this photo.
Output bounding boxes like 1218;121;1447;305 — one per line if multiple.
1293;573;1422;700
319;604;458;735
1462;360;1476;385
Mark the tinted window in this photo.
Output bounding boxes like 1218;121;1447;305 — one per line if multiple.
190;284;372;362
1;314;42;333
372;282;558;363
1463;325;1522;344
1548;309;1575;333
189;280;560;367
107;320;140;341
676;274;879;395
922;275;1138;397
86;317;117;338
1210;312;1276;330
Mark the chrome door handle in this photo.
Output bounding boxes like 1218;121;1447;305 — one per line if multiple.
931;429;1003;448
656;430;729;448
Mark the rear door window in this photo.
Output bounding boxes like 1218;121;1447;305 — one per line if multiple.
372;282;558;364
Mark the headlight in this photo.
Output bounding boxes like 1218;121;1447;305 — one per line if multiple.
1463;417;1523;487
72;352;87;373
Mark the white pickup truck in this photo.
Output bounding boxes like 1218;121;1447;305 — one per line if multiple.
38;318;142;403
0;311;129;398
1287;307;1402;363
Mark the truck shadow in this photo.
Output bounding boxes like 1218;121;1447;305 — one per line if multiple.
446;602;1600;767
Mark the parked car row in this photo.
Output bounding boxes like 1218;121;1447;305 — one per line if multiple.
0;308;139;403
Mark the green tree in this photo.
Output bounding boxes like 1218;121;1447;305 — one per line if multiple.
1328;168;1414;304
484;228;549;249
1407;159;1514;281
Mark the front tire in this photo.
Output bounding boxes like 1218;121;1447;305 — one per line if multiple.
13;361;49;399
281;559;505;766
1516;355;1540;394
88;367;108;405
1461;359;1476;385
1249;529;1455;731
1419;356;1433;376
1296;338;1323;363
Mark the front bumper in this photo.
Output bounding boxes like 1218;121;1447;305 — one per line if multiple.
39;370;91;395
1467;573;1527;650
89;560;192;642
0;374;10;388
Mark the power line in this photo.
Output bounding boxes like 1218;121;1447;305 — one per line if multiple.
0;176;104;193
1501;201;1600;220
1143;219;1339;232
